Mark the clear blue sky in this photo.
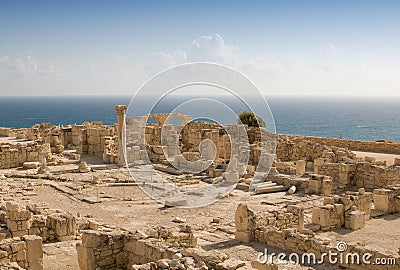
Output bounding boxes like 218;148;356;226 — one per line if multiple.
1;0;399;95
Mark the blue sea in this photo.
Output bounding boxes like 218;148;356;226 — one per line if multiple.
0;95;399;142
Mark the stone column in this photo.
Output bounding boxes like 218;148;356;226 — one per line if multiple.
114;105;127;166
298;208;305;232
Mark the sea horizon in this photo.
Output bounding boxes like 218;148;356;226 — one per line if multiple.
0;95;399;142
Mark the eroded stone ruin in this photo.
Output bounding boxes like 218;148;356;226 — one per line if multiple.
0;107;399;269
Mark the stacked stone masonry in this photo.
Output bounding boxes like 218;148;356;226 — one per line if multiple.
0;235;43;270
235;204;400;270
77;225;198;270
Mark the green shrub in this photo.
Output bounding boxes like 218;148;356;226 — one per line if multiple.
238;111;265;127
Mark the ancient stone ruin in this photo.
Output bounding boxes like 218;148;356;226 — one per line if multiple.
0;107;399;269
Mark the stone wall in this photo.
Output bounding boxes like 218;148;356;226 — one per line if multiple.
0;235;43;270
373;186;400;214
0;128;13;137
235;203;303;243
235;204;399;270
311;191;372;231
63;123;117;162
126;117;275;173
313;158;400;189
77;226;197;270
6;202;32;238
254;226;399;270
307;174;333;195
284;134;400;155
77;230;126;270
276;136;355;162
355;162;400;189
0;121;118;169
3;202;77;243
0;143;51;169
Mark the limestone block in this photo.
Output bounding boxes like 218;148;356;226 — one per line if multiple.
134;239;146;257
373;189;391;214
6;220;18;232
295;160;306;175
13;230;29;237
345;210;365;230
314;158;325;167
308;179;321;191
236;182;249;191
394;158;400;166
165;198;187;207
216;258;246;270
338;172;351;185
24;235;43;270
76;242;96;270
322;179;333;195
7;210;32;221
235;204;254;242
123;238;137;253
23;162;40;169
79;161;91;173
20;220;31;231
46;213;76;239
81;230;108;249
311;208;330;227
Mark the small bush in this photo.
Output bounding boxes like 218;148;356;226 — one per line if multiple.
238;111;265;127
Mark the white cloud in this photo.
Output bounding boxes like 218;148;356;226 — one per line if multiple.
328;43;337;55
140;34;399;95
87;65;96;78
45;60;60;76
1;35;398;96
144;34;243;76
144;50;187;76
187;34;239;65
0;54;60;78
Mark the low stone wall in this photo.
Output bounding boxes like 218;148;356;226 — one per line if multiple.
0;143;51;169
0;121;119;169
4;202;77;243
373;186;400;214
0;128;14;137
235;203;304;243
254;227;399;270
65;123;117;163
126;119;276;176
0;235;43;270
311;192;372;231
276;135;355;162
77;230;126;270
6;202;33;238
355;162;400;189
313;158;400;189
235;204;399;270
284;134;400;154
307;174;333;195
77;226;197;270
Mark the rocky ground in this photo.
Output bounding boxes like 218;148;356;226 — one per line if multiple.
1;155;399;269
